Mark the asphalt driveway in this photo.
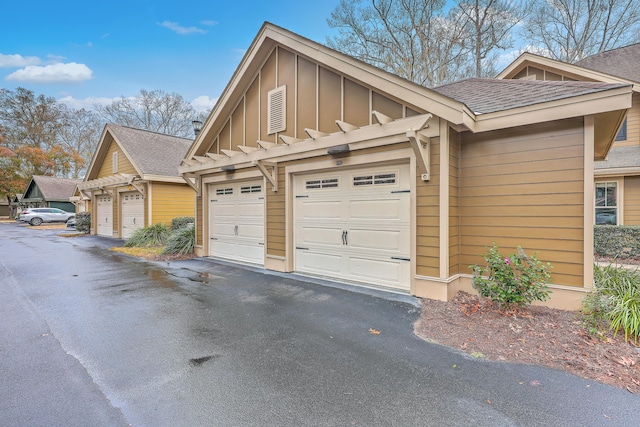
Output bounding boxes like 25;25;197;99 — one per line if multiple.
0;222;638;426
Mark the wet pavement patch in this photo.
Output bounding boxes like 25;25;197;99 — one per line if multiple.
189;355;218;366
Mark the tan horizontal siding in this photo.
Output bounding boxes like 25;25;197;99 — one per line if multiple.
266;164;286;258
463;157;582;178
150;183;195;226
459;204;582;217
196;195;203;246
459;118;585;288
416;135;440;278
449;131;460;277
624;176;640;225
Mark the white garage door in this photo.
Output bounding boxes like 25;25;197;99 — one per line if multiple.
121;191;144;239
208;180;264;265
96;195;113;237
294;165;411;290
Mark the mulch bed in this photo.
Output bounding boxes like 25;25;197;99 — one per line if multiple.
414;291;640;393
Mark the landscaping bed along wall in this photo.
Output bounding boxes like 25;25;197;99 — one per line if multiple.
594;225;640;259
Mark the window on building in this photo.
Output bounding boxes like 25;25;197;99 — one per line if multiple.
595;182;618;225
615;119;627;141
113;152;119;174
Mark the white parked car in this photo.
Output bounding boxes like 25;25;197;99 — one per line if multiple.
19;208;75;226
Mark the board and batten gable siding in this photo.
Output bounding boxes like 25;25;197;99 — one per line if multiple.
511;65;582;82
459;118;585;288
96;137;137;178
25;185;42;199
614;92;640;147
149;183;195;226
198;45;422;158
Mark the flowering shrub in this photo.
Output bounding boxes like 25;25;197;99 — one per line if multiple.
469;243;552;310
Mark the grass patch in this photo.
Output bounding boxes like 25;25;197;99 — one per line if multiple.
110;246;165;259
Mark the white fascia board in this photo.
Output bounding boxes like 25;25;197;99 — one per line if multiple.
469;86;632;134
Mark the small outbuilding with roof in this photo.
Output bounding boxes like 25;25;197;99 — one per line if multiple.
77;124;195;238
20;175;80;212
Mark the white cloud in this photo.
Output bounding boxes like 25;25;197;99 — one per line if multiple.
0;53;40;68
57;95;116;110
158;21;207;35
200;20;219;26
191;95;217;112
6;62;93;83
45;54;66;63
495;49;522;69
495;45;552;71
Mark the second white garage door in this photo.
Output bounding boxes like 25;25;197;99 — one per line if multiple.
96;195;113;237
121;191;144;239
294;164;411;291
208;180;264;265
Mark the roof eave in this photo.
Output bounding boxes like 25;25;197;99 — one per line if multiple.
468;85;632;134
595;167;640;177
141;174;186;183
497;52;640;92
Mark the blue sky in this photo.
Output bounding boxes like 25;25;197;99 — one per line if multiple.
1;0;343;112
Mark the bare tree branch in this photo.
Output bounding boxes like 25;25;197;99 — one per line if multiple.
95;89;204;138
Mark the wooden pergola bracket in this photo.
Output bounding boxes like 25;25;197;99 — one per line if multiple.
253;160;278;191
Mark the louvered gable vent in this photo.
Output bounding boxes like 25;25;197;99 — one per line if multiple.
267;86;286;134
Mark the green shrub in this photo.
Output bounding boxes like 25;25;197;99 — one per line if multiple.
584;264;640;343
171;216;194;231
124;223;171;247
76;212;91;234
594;225;640;258
162;226;195;255
469;243;552;310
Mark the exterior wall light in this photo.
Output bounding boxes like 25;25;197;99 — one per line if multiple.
192;120;203;136
327;144;350;155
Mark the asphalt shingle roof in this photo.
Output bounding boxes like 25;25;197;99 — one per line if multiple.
107;124;193;177
432;78;627;114
31;175;81;200
576;44;640;84
595;146;640;170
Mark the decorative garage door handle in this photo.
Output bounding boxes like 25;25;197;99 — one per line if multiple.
234;225;238;236
341;230;348;245
133;218;135;224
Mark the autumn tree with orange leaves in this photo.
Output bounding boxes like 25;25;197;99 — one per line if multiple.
0;88;101;200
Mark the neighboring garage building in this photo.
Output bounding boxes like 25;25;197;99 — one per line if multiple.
77;124;195;238
179;23;632;310
20;175;80;212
